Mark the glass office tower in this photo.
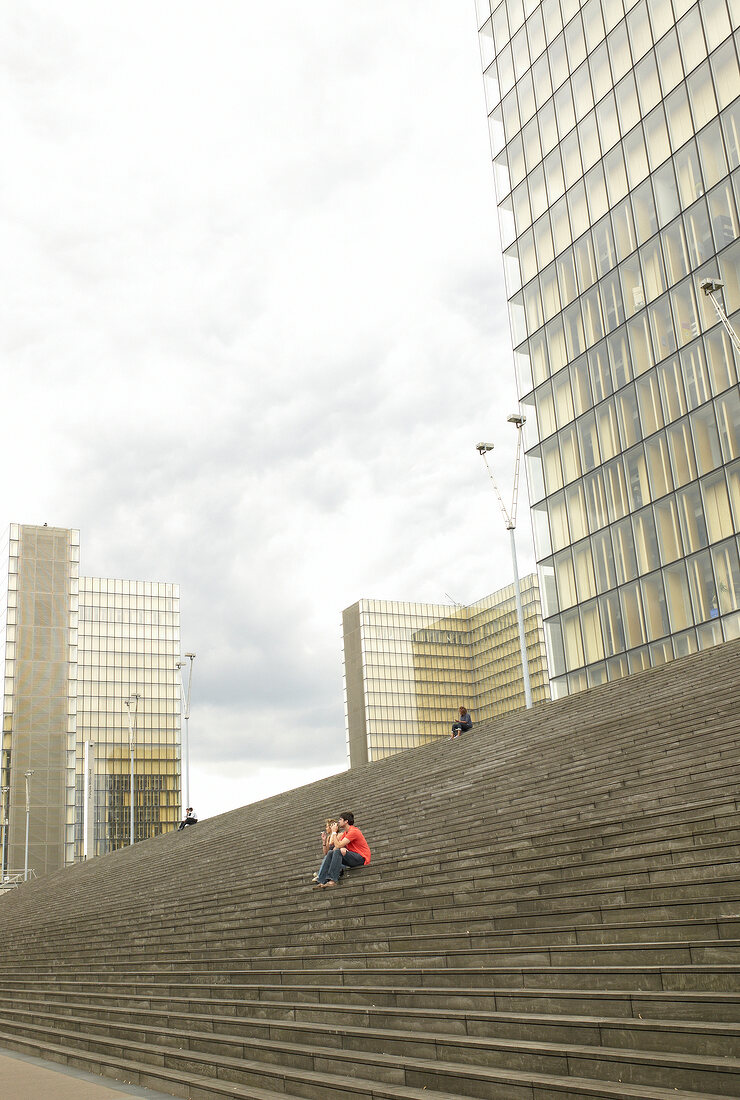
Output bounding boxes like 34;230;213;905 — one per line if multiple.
0;524;181;880
477;0;740;698
343;577;549;765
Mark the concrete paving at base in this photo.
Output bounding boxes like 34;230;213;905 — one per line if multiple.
0;1048;175;1100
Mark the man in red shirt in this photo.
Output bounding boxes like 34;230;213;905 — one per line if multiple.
314;812;371;888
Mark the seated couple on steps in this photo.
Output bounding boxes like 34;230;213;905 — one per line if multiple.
313;812;371;889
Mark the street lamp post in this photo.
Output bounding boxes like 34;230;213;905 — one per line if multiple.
1;785;9;882
175;653;195;817
24;770;34;881
700;278;740;352
476;414;533;710
123;694;141;847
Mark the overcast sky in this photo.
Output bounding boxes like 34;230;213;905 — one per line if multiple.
2;1;535;818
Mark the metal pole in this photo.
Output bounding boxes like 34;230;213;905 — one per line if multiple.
124;695;140;847
177;655;195;817
0;786;8;883
24;770;33;881
509;525;533;709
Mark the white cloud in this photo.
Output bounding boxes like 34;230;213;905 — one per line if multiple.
2;1;535;821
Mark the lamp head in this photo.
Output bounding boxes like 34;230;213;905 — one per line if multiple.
507;413;526;427
700;277;724;296
185;652;196;659
475;442;494;455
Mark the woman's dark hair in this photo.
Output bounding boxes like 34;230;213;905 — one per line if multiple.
340;811;355;826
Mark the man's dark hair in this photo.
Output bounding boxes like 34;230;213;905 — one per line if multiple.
340;812;354;826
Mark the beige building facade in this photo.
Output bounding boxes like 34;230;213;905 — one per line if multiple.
343;576;549;766
0;524;181;880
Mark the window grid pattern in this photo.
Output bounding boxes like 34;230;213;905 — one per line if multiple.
478;0;740;697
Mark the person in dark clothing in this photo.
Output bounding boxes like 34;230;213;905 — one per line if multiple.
451;706;473;738
178;807;198;830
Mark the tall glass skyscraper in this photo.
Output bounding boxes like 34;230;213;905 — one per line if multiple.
343;577;549;766
477;0;740;698
0;524;181;880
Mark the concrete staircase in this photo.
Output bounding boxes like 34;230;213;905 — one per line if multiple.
0;639;739;1099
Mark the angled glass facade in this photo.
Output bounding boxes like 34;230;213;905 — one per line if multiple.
343;577;549;765
477;0;740;698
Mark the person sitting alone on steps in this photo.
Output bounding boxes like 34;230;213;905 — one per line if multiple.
451;706;473;738
313;812;371;888
178;807;198;830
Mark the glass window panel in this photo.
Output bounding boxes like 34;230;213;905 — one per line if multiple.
543;147;565;205
573;540;597;601
664;561;694;630
613;196;638;261
696;120;728;194
639;237;667;303
581;600;605;663
536;382;557;438
608;327;633;388
645;431;674;498
635;51;662;116
540;559;559;617
621;254;646;318
510;294;527;347
712;539;740;614
678;7;708;75
602;0;625;35
690;403;724;473
625;444;651;509
667;416;699;486
636;370;664;436
538;97;559;158
616;71;641;135
608;21;633;84
599;590;626;655
532;52;553;110
657;355;686;422
551;194;572;257
624;126;650;189
617;384;642;448
526;448;546;502
542;434;564;492
503;245;523;299
684;200;714;268
534;212;556;268
512;179;533;235
648;296;677;362
583;0;606;51
588;343;613;404
562;129;584;189
641;572;671;640
687;60;718;131
582;285;604;346
593;215;617;277
570;354;593;414
654;496;685;564
675;142;704;210
567;180;589;240
643;104;671;172
554;78;576;138
554;549;578;609
560;422;582;482
729;458;740;526
518;229;537;286
632;178;659;245
584;468;610;529
665;84;693;153
562;608;585;670
589;40;613;103
529;163;548;221
518;71;537;128
723;100;740;171
677;482;710;551
548;490;571;551
681;341;712;410
652;161;681;230
545;620;566;678
702;469;735;542
709;178;739;253
577;409;601;472
671;279;702;348
716;388;740;461
524;278;544;333
529;332;548;388
633;506;661;573
705;323;739;394
687;549;719;622
649;0;674;40
597;398;621;462
701;0;732;50
532;501;553;557
620;579;646;647
563;300;586;358
553;367;575;426
546;314;568;373
571;61;594;124
662;220;691;287
557;249;578;306
566;481;589;541
575;232;597;291
512;24;531;79
604;145;629;209
565;12;587;69
627;0;652;62
604;455;630;520
521;121;541;176
600;270;625;333
656;28;685;94
711;38;740;112
719;237;740;312
593;528;617;593
579;111;602;175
